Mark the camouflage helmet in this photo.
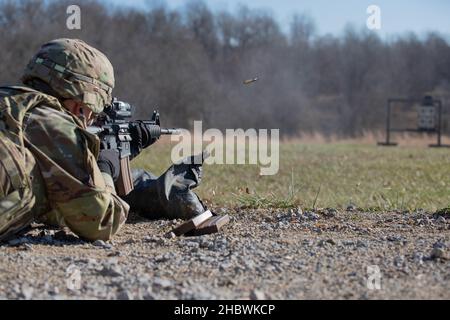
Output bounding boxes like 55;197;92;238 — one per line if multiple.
21;38;114;113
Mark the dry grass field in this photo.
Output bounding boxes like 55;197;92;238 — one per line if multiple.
133;135;450;212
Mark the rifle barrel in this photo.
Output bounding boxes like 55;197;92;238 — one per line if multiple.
161;128;181;135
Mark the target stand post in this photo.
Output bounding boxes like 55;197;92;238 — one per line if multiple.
378;96;449;148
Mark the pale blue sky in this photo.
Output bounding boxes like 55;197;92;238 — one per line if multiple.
107;0;450;38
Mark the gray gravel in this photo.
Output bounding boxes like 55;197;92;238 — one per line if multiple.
0;208;449;300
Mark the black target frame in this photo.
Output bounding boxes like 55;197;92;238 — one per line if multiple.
377;97;449;148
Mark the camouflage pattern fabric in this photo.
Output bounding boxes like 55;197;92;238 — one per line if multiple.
0;86;129;241
22;38;114;114
0;131;36;241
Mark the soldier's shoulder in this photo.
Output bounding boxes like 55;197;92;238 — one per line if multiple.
29;104;79;132
1;85;45;96
0;85;62;107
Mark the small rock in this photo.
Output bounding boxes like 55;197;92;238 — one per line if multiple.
324;208;338;218
218;238;228;245
153;277;172;289
107;251;122;257
436;216;446;224
317;240;326;247
315;263;322;273
250;289;266;300
143;288;156;300
182;282;215;299
107;257;119;265
21;285;34;300
99;265;123;277
185;241;200;249
190;286;215;300
394;255;405;267
155;253;173;263
289;209;297;218
49;286;60;296
218;278;237;287
93;239;106;246
164;232;176;239
244;259;256;269
304;212;320;221
413;252;424;265
199;239;213;249
104;243;113;249
219;262;233;271
116;290;133;300
92;240;112;249
430;247;447;260
21;243;33;251
144;235;158;242
346;204;357;212
78;258;97;266
433;241;446;249
387;235;402;242
356;240;368;248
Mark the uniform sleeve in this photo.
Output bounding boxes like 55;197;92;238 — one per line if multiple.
24;105;129;241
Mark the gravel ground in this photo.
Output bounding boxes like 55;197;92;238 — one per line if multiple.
0;207;449;300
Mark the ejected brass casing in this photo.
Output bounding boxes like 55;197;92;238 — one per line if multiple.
243;77;258;85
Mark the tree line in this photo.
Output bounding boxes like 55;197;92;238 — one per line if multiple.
1;0;449;137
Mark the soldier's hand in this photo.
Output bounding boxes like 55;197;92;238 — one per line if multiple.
129;121;158;158
172;150;210;188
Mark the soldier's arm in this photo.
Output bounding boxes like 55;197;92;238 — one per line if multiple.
24;105;129;241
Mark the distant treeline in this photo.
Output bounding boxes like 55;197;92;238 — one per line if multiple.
1;0;450;136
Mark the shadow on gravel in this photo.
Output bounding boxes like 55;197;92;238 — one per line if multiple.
0;212;168;248
0;225;86;247
434;208;450;219
125;211;154;225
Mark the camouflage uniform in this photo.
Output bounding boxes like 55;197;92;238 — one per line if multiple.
0;127;36;239
0;38;206;242
0;38;127;241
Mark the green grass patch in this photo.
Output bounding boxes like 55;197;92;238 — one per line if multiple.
132;140;450;211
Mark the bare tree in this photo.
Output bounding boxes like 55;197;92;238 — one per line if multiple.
0;0;449;136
